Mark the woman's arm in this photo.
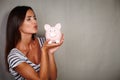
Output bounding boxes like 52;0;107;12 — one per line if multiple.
39;47;49;80
14;46;49;80
47;34;64;80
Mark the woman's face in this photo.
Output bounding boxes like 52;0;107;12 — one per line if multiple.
19;9;38;34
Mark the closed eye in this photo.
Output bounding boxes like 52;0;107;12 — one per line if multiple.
26;16;37;21
26;18;31;21
34;17;37;20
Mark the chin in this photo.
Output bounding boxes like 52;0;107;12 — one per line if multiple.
33;30;38;33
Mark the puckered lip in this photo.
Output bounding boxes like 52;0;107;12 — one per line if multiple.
34;25;38;29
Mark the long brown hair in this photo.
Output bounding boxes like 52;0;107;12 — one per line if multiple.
5;6;36;71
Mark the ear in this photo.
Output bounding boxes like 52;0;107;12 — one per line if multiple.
55;23;61;30
44;24;51;30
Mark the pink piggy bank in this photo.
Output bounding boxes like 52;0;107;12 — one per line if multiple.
44;23;62;44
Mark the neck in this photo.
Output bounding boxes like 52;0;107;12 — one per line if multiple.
21;34;33;45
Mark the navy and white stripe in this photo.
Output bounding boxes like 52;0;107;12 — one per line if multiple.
8;37;45;80
38;37;46;47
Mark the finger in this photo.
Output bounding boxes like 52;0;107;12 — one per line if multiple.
61;33;64;41
59;33;64;44
46;42;62;49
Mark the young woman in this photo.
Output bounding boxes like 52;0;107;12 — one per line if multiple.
5;6;64;80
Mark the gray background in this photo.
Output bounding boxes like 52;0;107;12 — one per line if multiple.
0;0;120;80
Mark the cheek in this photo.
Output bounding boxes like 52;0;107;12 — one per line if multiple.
19;25;31;33
21;22;31;29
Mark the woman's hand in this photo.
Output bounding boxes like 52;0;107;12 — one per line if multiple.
42;34;64;54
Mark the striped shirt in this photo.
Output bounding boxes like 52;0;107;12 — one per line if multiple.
8;37;45;80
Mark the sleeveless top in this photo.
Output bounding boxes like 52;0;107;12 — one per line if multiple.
8;37;45;80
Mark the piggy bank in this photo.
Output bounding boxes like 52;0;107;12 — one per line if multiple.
44;23;62;44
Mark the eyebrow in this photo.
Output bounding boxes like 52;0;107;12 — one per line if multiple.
26;16;36;18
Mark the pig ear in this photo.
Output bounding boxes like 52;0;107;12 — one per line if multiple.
44;24;51;30
55;23;61;29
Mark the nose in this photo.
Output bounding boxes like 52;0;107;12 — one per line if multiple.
32;18;37;24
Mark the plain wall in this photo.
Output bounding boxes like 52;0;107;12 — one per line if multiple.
0;0;120;80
